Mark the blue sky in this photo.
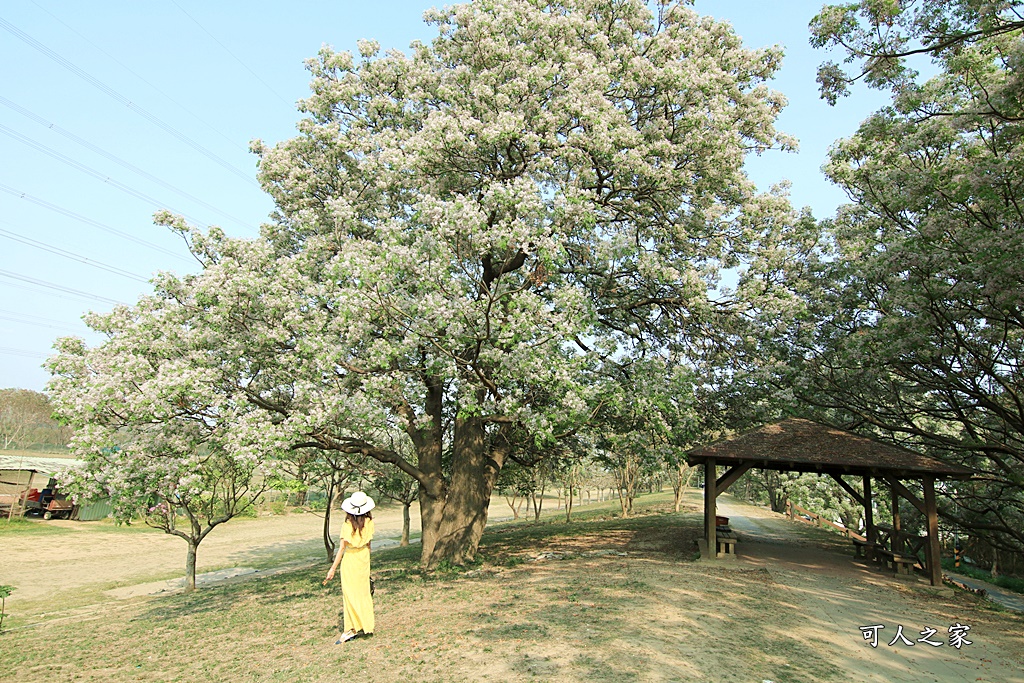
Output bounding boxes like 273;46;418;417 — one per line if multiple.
0;1;887;392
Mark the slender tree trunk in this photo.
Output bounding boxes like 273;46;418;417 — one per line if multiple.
566;480;574;523
185;540;198;592
505;494;521;519
401;500;411;546
323;482;338;562
532;477;546;521
673;463;695;512
617;458;636;517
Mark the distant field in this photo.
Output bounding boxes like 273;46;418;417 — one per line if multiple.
0;448;73;457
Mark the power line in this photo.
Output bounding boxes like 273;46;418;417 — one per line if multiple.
0;15;260;189
0;307;86;327
0;312;83;334
28;0;251;155
0;277;102;306
0;346;49;360
0;95;257;232
0;269;125;306
0;224;150;283
0;122;211;230
169;0;293;108
0;183;193;264
0;307;88;331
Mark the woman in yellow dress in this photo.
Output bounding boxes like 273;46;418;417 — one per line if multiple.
324;491;375;643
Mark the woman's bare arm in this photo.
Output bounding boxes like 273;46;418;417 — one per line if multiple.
323;539;347;584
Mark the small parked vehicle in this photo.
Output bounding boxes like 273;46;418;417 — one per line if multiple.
23;488;75;520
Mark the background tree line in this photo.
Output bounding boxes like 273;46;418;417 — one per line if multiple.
0;388;71;452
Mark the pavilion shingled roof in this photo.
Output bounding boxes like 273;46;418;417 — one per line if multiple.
687;418;973;480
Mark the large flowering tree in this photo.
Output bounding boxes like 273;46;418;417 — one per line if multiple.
50;0;793;568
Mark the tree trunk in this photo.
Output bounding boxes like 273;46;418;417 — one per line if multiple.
505;494;521;519
418;416;503;569
565;481;574;523
532;477;546;521
185;540;198;592
401;500;411;547
323;483;339;562
616;458;636;517
672;463;692;513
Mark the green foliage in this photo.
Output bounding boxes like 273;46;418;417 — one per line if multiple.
234;502;258;518
265;477;308;493
0;388;71;451
810;0;1024;107
305;497;328;512
758;0;1024;570
942;559;1024;596
0;584;13;632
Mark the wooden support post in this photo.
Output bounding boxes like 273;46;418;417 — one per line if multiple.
891;482;903;555
704;458;717;556
863;477;874;540
863;477;874;560
923;476;942;587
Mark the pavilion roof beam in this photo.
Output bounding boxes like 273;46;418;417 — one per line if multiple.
829;473;867;507
715;462;753;495
883;475;927;516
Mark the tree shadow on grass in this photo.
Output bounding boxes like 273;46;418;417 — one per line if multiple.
131;505;700;628
132;540;427;624
131;567;329;622
478;504;702;563
222;537;323;566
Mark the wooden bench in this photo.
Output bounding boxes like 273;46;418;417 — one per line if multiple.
852;538;879;560
716;530;738;557
875;549;919;575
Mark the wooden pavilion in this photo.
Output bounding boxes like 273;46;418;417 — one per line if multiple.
687;418;974;586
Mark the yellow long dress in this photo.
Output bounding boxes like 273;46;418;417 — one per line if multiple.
341;517;375;634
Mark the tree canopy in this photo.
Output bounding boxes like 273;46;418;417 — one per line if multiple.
773;0;1024;563
48;0;793;568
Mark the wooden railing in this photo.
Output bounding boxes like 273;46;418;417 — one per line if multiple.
784;501;930;572
785;501;866;542
873;525;928;568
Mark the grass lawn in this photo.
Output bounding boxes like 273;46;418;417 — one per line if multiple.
0;514;161;537
2;494;1021;682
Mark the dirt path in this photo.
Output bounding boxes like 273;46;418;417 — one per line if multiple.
716;495;1024;683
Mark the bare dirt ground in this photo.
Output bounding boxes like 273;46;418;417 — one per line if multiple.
716;496;1024;683
2;491;1023;682
0;497;492;609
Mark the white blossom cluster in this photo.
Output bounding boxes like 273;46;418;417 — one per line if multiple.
47;1;793;558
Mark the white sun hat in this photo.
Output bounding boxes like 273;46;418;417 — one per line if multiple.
341;491;375;515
